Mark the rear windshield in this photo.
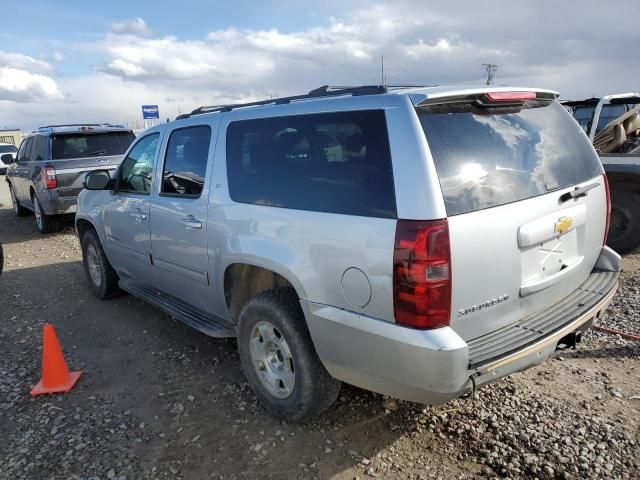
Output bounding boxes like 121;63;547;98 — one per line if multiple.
418;101;602;216
0;145;17;154
51;131;135;160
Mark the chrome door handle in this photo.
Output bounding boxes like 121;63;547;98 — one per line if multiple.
181;216;202;230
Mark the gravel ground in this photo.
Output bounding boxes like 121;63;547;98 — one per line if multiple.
0;181;638;480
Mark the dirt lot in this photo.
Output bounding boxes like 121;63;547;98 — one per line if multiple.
0;180;638;480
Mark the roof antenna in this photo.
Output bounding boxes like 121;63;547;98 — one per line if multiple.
482;63;499;86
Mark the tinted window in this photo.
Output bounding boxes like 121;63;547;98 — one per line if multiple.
0;145;17;154
118;134;159;194
16;139;28;161
162;126;211;197
51;131;135;160
419;101;602;216
226;110;396;218
32;136;47;161
21;137;34;161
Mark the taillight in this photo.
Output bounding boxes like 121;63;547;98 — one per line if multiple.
603;174;611;246
43;166;57;189
393;219;452;329
485;91;537;102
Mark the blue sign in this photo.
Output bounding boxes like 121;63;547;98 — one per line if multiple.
141;105;159;119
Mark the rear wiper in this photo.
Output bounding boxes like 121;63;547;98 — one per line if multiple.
559;182;600;203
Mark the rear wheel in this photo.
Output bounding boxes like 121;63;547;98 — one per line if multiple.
0;241;3;275
607;187;640;254
237;288;341;422
9;183;29;217
81;229;122;299
32;193;58;234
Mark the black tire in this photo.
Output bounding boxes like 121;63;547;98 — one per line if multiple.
237;288;341;422
0;241;3;276
81;229;122;299
607;187;640;254
9;183;29;217
32;192;59;234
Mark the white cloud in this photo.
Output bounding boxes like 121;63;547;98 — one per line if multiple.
0;51;53;73
110;17;152;37
2;2;640;129
0;67;61;102
0;51;61;103
53;52;65;62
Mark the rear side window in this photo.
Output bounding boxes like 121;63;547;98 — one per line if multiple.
51;131;135;160
32;136;47;160
162;125;211;197
418;101;602;216
226;110;396;218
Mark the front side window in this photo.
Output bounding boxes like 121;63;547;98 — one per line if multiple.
16;140;28;161
226;110;396;218
118;133;159;194
162;125;211;197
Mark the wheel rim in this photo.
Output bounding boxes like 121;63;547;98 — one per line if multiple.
249;320;295;399
86;244;102;287
34;198;43;230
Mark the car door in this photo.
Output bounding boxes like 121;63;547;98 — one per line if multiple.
102;132;161;285
149;122;218;312
13;137;33;203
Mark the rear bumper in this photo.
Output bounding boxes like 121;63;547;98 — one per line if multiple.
303;246;621;405
39;190;78;215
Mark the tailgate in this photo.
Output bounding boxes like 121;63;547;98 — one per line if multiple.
53;155;122;197
416;94;607;341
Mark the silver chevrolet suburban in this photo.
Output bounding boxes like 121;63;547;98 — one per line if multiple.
76;85;621;421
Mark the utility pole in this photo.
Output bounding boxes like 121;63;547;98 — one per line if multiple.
482;63;499;85
381;54;385;86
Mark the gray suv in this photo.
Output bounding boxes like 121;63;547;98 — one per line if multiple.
76;85;621;421
6;124;135;233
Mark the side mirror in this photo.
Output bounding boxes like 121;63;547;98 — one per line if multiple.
83;170;113;190
1;153;14;164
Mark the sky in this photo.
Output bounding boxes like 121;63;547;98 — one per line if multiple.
1;0;639;130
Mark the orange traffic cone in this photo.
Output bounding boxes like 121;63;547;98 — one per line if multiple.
30;323;81;396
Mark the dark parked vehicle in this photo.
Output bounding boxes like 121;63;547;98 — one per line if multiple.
564;93;640;253
5;124;135;233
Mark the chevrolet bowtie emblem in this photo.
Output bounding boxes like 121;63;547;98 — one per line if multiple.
554;216;573;235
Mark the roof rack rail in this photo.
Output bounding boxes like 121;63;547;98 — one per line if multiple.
179;85;409;120
37;123;124;129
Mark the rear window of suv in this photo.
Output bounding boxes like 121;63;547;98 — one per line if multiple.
226;110;396;218
51;131;135;160
418;100;602;216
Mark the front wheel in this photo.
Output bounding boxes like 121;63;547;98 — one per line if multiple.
607;187;640;254
81;229;122;299
237;288;341;422
9;184;29;217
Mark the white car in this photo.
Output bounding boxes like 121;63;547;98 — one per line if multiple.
0;142;18;174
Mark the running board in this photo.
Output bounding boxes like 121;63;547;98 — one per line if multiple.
119;280;236;338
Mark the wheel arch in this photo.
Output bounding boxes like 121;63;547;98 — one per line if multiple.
223;261;307;325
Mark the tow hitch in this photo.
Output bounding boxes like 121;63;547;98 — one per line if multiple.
557;330;583;350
